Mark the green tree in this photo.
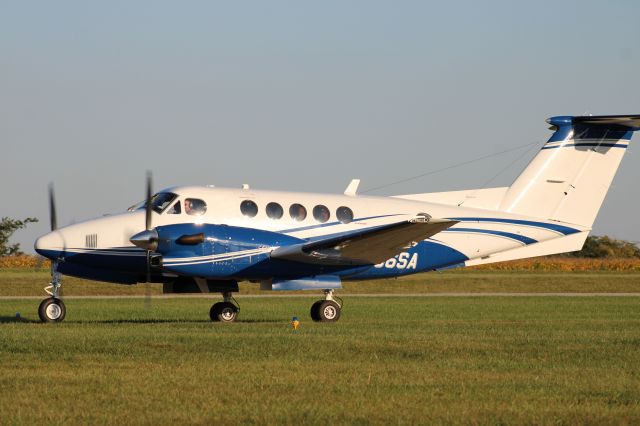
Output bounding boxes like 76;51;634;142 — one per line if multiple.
565;235;640;258
0;217;39;256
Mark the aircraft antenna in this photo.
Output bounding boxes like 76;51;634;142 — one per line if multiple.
360;141;539;194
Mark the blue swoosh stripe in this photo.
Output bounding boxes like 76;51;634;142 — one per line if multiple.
448;217;580;235
443;228;537;245
277;214;401;234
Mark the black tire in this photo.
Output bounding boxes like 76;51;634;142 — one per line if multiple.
38;298;66;323
310;300;323;321
209;302;238;323
315;300;341;322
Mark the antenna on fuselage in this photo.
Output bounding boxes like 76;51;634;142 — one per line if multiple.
344;179;360;196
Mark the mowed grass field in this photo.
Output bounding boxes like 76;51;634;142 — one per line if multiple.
1;270;640;424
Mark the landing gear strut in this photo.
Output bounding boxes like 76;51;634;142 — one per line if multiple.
39;260;66;323
310;289;342;322
209;291;240;323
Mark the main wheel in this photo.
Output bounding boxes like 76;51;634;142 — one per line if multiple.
209;302;238;323
311;300;341;322
310;300;322;321
38;298;66;323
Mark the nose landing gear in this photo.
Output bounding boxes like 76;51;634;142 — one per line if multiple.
39;260;66;323
310;289;342;322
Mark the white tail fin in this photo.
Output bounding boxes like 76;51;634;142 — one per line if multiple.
499;115;640;227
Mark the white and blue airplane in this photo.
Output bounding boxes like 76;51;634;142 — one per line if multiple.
35;114;640;323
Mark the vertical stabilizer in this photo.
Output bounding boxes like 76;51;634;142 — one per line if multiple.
499;115;640;227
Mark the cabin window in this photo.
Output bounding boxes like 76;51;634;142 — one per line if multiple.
289;204;307;221
185;198;207;216
166;201;181;214
266;202;284;219
313;205;330;223
240;200;258;218
336;206;354;224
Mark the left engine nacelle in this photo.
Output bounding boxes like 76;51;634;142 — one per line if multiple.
154;223;303;279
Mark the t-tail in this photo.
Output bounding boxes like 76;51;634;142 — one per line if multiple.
499;115;640;228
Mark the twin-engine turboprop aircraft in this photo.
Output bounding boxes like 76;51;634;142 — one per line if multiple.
35;114;640;323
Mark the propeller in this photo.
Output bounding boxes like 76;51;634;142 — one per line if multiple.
144;171;154;306
144;172;153;282
49;183;57;232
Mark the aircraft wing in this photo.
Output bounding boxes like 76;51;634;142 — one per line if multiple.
271;217;457;266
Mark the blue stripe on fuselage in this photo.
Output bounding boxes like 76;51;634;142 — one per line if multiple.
277;214;401;234
442;228;537;245
447;217;580;235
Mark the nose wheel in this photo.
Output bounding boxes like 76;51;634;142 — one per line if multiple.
38;297;66;323
310;289;342;322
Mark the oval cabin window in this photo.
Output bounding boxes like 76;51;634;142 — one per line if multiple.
336;206;354;224
313;205;330;223
266;202;284;219
240;200;258;218
289;204;307;221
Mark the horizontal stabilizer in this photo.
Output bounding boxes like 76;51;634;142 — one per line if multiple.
271;217;457;265
571;115;640;129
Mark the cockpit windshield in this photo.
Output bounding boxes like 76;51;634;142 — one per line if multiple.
127;192;178;214
127;200;145;212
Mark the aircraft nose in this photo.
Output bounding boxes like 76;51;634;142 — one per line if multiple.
34;231;65;258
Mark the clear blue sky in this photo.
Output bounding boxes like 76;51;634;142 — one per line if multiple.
2;0;639;251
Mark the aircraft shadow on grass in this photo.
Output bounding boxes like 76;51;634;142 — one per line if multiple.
0;316;39;324
61;318;283;324
0;316;285;325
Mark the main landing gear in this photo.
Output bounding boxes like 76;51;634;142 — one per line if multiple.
310;289;342;322
39;260;66;323
206;289;343;323
209;291;240;323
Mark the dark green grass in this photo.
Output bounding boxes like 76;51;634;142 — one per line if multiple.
1;296;640;424
2;269;640;296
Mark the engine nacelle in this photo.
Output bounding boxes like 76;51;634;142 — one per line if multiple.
154;223;303;279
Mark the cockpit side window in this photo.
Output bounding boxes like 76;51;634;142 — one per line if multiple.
166;201;181;214
185;198;207;216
